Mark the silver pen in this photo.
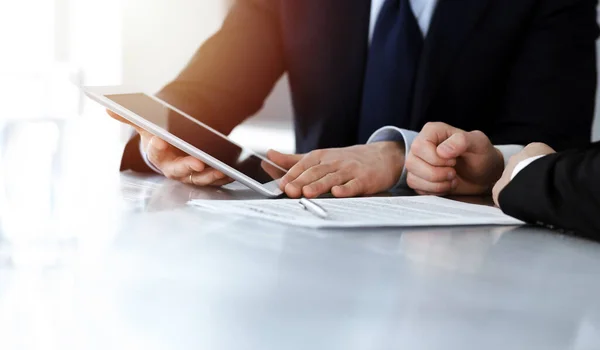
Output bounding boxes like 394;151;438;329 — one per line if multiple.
299;198;329;219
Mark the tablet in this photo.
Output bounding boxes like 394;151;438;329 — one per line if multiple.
84;86;286;197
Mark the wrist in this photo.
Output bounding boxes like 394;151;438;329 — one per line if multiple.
491;147;505;183
378;141;405;184
480;147;506;195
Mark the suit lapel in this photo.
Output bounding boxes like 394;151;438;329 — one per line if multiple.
411;0;493;128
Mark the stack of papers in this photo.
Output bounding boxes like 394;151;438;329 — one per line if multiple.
188;196;523;229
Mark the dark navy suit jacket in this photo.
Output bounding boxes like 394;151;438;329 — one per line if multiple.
500;141;600;239
122;0;598;172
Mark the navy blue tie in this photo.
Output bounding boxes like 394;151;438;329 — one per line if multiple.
358;0;424;143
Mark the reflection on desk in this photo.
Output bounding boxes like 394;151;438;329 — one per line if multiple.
1;120;600;350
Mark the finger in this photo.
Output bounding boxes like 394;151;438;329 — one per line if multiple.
261;160;286;180
331;179;366;198
267;149;304;170
166;156;206;178
302;170;354;199
146;136;176;169
405;153;457;183
438;130;491;159
285;163;336;198
139;131;152;150
415;190;437;196
146;136;206;176
280;152;323;189
421;122;464;146
406;172;458;195
411;137;456;167
208;177;234;187
189;168;228;186
437;132;469;159
107;109;147;135
107;109;131;125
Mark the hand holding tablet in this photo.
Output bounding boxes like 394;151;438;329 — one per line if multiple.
106;110;232;187
87;86;286;197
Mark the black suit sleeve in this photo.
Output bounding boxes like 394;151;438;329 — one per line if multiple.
498;143;600;240
490;0;598;151
121;0;285;172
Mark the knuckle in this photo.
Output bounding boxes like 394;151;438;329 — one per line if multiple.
422;122;438;132
433;182;450;194
331;159;344;168
454;132;468;144
289;179;302;188
422;122;446;132
469;130;485;138
434;168;449;182
351;181;363;193
423;169;437;182
326;172;341;184
165;172;178;180
355;176;368;187
526;142;551;152
345;160;360;172
405;154;417;170
310;182;324;193
303;165;319;177
310;164;330;176
310;149;325;158
410;140;423;155
287;165;303;177
527;142;544;149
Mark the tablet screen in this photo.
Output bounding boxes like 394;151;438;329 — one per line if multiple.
106;93;286;185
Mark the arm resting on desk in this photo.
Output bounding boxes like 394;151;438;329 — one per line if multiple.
499;143;600;239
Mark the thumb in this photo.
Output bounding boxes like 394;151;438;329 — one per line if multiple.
107;109;148;136
267;149;304;170
107;109;133;126
436;132;469;159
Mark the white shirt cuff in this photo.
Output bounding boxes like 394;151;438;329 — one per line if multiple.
511;155;546;180
139;138;163;174
367;128;531;190
495;145;524;167
367;126;418;190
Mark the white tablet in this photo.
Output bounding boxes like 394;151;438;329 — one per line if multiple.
84;86;286;198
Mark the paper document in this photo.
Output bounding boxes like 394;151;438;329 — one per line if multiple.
188;196;523;229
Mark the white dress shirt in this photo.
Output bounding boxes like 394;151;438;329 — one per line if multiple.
144;0;524;188
511;155;546;179
370;0;439;40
